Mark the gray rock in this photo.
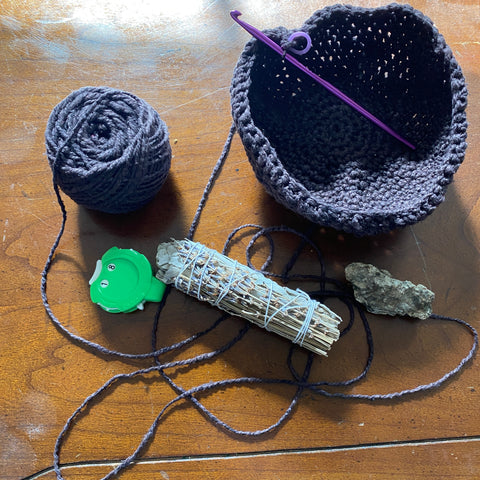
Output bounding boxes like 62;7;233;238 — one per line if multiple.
345;262;434;320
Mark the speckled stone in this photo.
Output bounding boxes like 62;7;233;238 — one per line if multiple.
345;262;434;319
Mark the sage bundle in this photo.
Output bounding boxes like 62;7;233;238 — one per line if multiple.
156;239;341;356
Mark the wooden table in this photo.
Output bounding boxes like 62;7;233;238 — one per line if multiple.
1;1;479;478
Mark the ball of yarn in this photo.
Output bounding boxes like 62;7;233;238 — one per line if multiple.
45;86;171;214
230;4;468;236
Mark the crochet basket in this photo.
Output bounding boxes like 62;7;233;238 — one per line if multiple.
230;4;468;236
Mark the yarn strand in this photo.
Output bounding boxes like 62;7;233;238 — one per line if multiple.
41;120;478;480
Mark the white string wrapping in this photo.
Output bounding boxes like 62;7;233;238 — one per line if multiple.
156;239;341;356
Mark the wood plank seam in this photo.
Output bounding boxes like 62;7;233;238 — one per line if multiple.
22;435;480;480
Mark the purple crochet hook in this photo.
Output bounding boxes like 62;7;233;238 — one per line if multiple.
231;10;416;151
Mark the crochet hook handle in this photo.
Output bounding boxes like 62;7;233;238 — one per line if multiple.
230;10;416;151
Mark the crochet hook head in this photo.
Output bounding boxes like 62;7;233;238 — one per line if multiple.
230;10;415;151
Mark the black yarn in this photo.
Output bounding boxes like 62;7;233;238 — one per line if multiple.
41;121;477;480
45;86;171;214
230;4;468;235
38;10;473;474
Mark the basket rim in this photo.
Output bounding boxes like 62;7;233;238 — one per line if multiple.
230;3;468;235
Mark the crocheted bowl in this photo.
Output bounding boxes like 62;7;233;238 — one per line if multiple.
230;4;467;235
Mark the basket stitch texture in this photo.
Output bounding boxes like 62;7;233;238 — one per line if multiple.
230;3;468;236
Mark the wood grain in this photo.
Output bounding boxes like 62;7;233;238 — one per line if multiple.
1;1;479;479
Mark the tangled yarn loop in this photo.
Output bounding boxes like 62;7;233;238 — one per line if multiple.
42;120;478;480
45;86;171;214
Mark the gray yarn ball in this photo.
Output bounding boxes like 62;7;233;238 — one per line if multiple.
46;86;171;214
